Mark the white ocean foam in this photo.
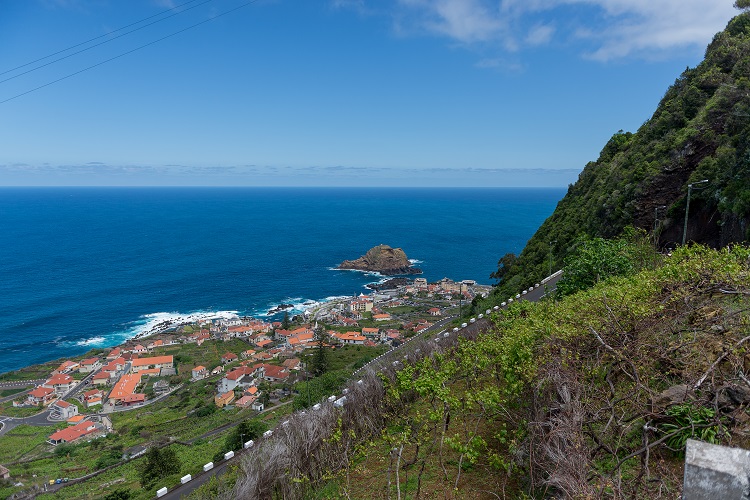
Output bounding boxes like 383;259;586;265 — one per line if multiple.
409;259;424;264
126;310;240;339
328;267;384;278
75;336;106;347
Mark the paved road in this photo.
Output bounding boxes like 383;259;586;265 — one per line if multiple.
0;379;45;389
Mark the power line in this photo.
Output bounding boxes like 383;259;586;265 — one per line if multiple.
0;0;210;78
0;0;258;106
0;0;216;85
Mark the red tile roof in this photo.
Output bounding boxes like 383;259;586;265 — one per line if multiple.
48;421;97;443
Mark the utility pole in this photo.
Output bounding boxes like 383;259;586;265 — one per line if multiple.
682;180;708;245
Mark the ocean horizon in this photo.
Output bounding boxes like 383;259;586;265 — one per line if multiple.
0;186;564;374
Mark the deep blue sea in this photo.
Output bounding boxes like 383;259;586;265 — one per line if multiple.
0;187;564;374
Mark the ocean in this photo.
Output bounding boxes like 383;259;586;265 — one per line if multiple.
0;187;564;374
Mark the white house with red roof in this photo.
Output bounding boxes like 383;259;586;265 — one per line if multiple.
191;365;208;380
428;307;442;316
27;386;56;406
48;421;99;445
253;363;289;382
331;332;366;345
131;344;147;355
221;352;238;364
93;371;113;386
106;347;122;360
78;357;102;373
43;374;75;395
130;355;174;374
53;360;79;374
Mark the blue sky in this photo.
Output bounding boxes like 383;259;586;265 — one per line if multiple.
0;0;740;187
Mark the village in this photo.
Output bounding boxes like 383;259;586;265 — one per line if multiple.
0;277;489;496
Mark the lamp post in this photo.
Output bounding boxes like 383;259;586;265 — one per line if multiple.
682;180;708;245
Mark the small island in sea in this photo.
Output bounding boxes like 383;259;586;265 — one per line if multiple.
338;244;422;275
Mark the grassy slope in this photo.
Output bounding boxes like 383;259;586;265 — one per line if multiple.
324;245;750;498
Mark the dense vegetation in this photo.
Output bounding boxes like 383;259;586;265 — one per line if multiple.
490;11;750;300
298;244;749;498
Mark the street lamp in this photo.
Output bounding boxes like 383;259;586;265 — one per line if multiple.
682;180;708;246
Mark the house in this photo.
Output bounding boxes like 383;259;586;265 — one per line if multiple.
286;331;314;348
106;347;122;360
254;339;273;349
221;352;238;364
192;365;208;380
147;339;164;351
43;374;75;395
211;365;224;375
282;358;301;371
349;298;373;313
78;357;101;373
67;415;87;425
54;360;79;374
254;363;289;382
83;388;104;401
361;327;380;339
101;357;126;374
27;386;56;406
132;345;147;355
0;465;10;479
373;313;391;322
121;394;146;407
130;355;174;374
241;349;256;359
48;421;98;445
227;325;253;337
108;374;142;403
86;397;102;408
251;351;273;362
84;389;104;408
93;371;112;386
244;386;259;397
214;391;235;408
217;366;255;393
235;395;257;408
50;400;78;420
428;307;442;316
331;332;366;345
251;400;265;411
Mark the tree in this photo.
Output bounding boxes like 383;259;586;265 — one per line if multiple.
103;490;131;500
225;419;266;451
735;0;750;10
490;252;517;283
311;325;329;377
139;446;181;488
556;229;657;297
281;311;291;330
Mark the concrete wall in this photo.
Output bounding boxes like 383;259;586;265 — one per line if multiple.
683;439;750;500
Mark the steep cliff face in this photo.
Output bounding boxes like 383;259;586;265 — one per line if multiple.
338;244;422;275
495;13;750;296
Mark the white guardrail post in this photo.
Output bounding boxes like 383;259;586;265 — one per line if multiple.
156;486;168;498
180;474;192;484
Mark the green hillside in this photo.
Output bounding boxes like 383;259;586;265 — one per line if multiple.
491;12;750;300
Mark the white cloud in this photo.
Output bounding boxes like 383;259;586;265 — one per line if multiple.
385;0;738;60
526;23;555;46
397;0;507;43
